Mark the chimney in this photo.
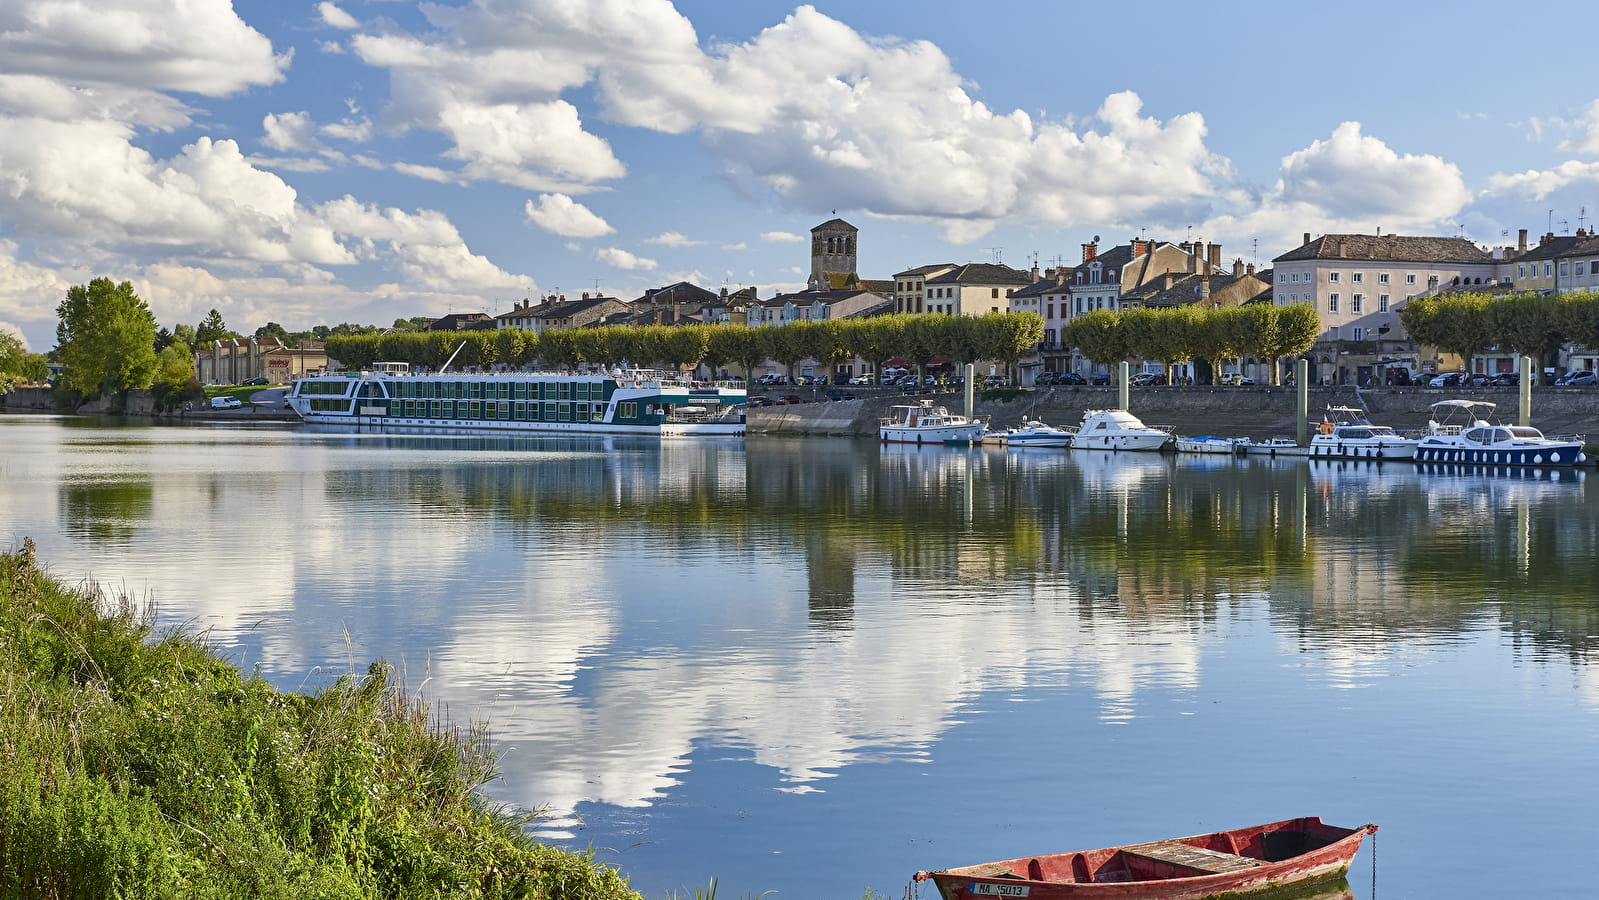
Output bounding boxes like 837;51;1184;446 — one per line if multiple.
1579;228;1589;240
1209;244;1222;270
1164;269;1174;290
1337;238;1347;258
1233;259;1245;277
1031;263;1040;280
1303;232;1311;247
1081;242;1097;262
1542;232;1555;246
1132;239;1147;258
1518;229;1528;253
1189;244;1200;274
1246;263;1256;276
1200;275;1211;301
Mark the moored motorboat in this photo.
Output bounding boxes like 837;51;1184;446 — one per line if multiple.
1069;409;1173;451
1236;437;1310;457
1308;406;1418;460
880;399;987;445
1174;435;1242;455
1414;400;1586;466
988;420;1074;448
915;817;1376;900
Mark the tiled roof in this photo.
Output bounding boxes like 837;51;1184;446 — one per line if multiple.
812;218;856;232
925;263;1032;285
893;263;956;278
530;297;624;318
1274;234;1490;264
1009;276;1069;298
633;281;717;304
1514;235;1588;261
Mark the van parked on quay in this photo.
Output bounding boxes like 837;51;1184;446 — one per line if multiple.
209;396;243;409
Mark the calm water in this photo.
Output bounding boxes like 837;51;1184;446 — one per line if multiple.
4;413;1599;899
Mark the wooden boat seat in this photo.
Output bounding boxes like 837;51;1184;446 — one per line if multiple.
1122;841;1264;874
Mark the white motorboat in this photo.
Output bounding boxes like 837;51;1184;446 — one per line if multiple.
1175;435;1242;454
1236;437;1310;457
1414;400;1586;466
880;399;987;445
1069;408;1173;451
988;419;1073;448
1308;406;1419;460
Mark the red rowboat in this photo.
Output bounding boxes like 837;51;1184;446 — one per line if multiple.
914;817;1376;900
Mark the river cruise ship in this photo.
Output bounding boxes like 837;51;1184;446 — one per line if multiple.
287;363;747;436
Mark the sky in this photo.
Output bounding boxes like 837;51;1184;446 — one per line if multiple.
4;0;1599;352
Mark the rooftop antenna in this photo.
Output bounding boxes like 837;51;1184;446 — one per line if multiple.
1558;218;1570;234
1548;209;1555;233
1251;237;1258;265
984;247;1004;265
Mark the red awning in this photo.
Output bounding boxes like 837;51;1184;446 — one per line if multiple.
927;357;950;365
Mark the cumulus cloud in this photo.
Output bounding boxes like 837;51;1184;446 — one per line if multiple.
0;0;289;97
594;247;656;270
761;231;803;243
342;2;1226;240
1194;123;1472;254
644;231;703;247
1558;99;1599;154
262;111;319;153
1483;160;1599;201
524;194;614;237
318;2;360;30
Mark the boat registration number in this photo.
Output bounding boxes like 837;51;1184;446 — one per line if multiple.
970;884;1029;897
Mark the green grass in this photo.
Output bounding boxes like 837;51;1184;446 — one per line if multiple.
204;386;267;401
0;538;641;900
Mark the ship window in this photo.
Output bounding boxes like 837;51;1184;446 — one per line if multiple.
1492;428;1512;442
619;401;638;419
430;400;441;417
576;403;588;421
468;401;480;418
1464;428;1491;442
559;403;573;421
559;383;572;400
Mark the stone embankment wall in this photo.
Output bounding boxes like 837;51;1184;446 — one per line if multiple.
751;386;1599;440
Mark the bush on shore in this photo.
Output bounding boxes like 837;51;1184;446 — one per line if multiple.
0;538;641;900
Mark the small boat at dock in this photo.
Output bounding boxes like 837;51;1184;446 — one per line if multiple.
880;399;987;445
1235;437;1310;457
915;817;1376;900
1069;409;1173;452
1413;400;1586;466
1174;435;1242;455
988;420;1074;448
1308;406;1418;460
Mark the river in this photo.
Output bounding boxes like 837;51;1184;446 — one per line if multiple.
3;413;1597;898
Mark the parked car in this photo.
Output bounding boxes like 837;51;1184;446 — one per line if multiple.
209;396;243;409
240;376;269;386
1130;372;1166;386
849;374;876;385
823;388;857;401
1056;372;1087;385
1557;370;1597;386
1218;373;1255;386
745;396;774;407
1464;373;1494;387
774;395;805;405
1489;372;1520;387
1091;373;1111;385
1034;372;1060;386
1428;372;1465;387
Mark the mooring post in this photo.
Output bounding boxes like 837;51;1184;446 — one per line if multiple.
1118;361;1130;410
1296;358;1310;446
964;362;975;420
1519;354;1532;427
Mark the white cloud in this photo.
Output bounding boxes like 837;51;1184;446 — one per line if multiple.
391;161;460;183
321;116;372;143
340;3;1226;239
593;247;656;270
720;242;747;251
1558;99;1599;154
644;231;703;247
0;0;289;97
1483;160;1599;201
524;194;614;238
317;2;360;30
761;231;803;243
262;111;319;153
1278;122;1469;221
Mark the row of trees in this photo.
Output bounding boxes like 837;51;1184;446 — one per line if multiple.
1063;302;1322;385
324;312;1049;383
1398;291;1599;373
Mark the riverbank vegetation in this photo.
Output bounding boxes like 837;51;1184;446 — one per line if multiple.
0;539;640;900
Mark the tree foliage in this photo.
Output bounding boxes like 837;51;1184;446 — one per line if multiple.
55;278;159;398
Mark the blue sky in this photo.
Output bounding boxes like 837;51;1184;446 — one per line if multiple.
4;0;1599;352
